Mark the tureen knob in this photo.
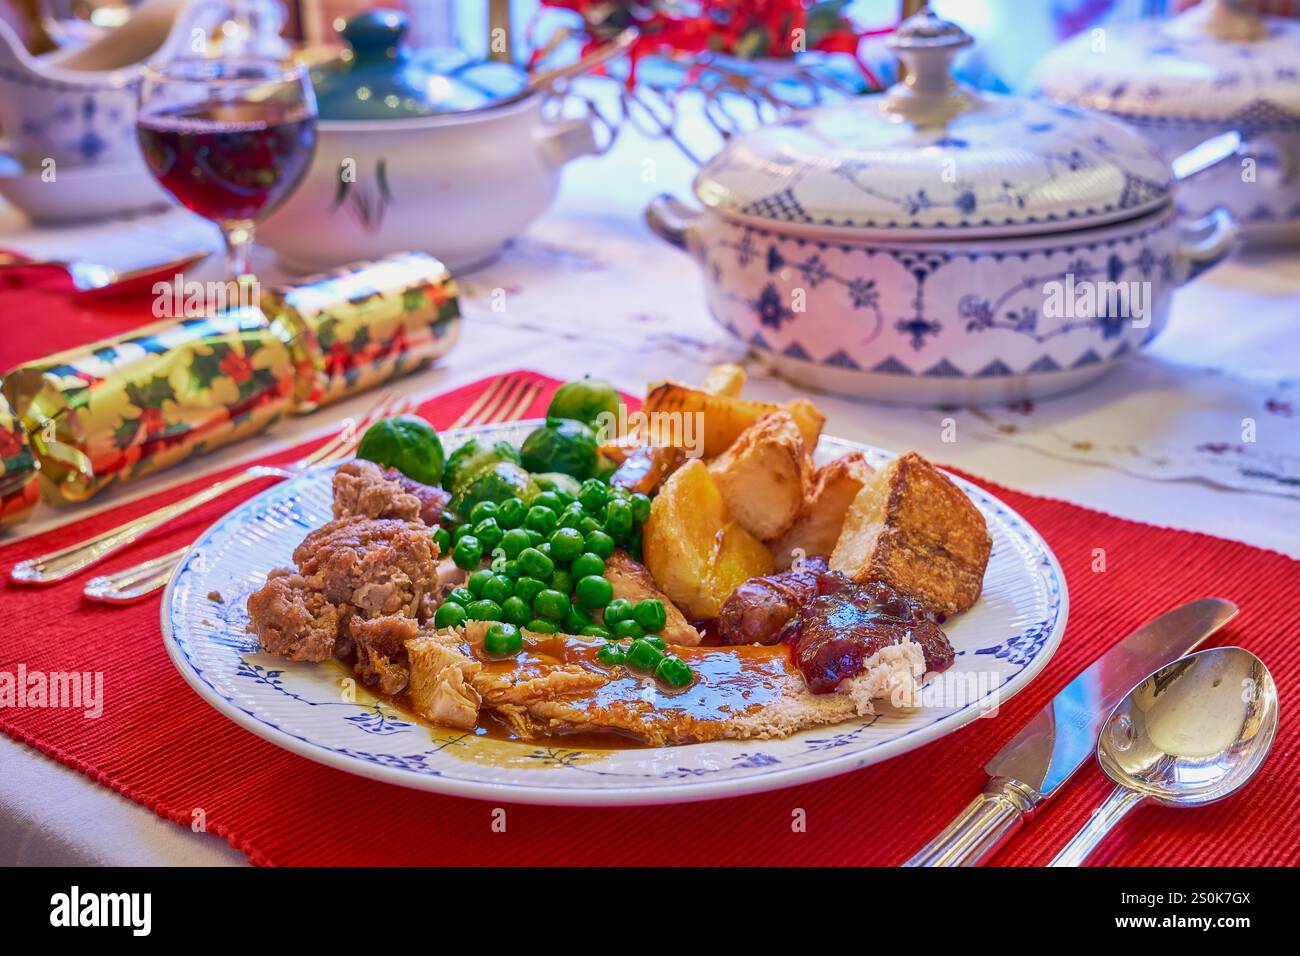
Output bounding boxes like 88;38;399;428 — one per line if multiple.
883;4;975;127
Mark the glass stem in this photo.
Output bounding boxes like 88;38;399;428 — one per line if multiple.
222;221;256;280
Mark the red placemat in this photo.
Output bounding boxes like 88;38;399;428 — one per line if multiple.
1;369;1296;867
0;264;164;370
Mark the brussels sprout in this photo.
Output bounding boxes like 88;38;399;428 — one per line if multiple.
532;472;583;500
356;415;444;486
442;438;522;492
520;419;599;480
547;377;623;435
450;461;540;517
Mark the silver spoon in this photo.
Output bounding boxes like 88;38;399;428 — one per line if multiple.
1050;646;1278;867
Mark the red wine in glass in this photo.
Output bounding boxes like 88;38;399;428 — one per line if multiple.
137;103;316;224
136;59;318;279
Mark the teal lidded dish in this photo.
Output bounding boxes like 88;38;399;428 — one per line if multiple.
310;9;529;121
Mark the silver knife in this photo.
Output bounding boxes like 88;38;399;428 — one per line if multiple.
903;597;1238;867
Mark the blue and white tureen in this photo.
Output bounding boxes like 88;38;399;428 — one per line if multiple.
647;6;1238;405
1036;0;1300;247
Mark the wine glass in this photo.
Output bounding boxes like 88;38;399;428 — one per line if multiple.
136;58;317;280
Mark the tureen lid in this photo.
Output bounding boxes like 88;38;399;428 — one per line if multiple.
1035;0;1300;130
312;10;528;121
693;5;1174;239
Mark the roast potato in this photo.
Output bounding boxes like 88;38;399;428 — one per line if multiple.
830;452;992;616
642;383;824;458
709;411;810;542
642;459;773;620
771;452;875;569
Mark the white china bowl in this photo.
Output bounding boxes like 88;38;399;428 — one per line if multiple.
257;94;602;274
162;422;1068;806
647;7;1239;405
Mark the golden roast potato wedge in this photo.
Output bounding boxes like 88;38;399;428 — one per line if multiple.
709;411;810;542
643;383;824;458
643;459;774;620
830;452;991;616
771;451;875;569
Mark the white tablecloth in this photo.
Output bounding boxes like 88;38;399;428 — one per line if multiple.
2;99;1298;866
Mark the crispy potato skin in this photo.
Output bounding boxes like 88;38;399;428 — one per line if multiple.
830;452;991;616
643;459;773;620
643;383;824;457
771;452;875;569
708;411;810;542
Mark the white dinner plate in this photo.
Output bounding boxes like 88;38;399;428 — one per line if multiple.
162;421;1068;805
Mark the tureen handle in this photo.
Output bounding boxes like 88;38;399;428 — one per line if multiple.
645;194;705;259
1175;208;1238;285
881;5;976;128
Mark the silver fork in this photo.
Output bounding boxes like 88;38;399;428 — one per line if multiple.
11;390;408;588
83;372;544;604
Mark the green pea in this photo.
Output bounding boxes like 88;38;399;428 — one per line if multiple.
467;568;494;596
501;527;532;559
501;595;532;627
515;576;546;605
468;500;498;524
453;523;475;544
629;492;652;525
641;635;667;651
452;534;483;570
655;655;694;688
550;526;585;562
432;527;452;555
433;601;467;629
557;503;587;531
584;529;615;559
533;490;565;513
445;586;475;607
604;499;634;540
563;605;593;634
473;517;503;550
581;625;613;640
575;574;614;610
548;568;574;598
579;478;610;514
597;643;626;666
525;529;544;547
484;622;523;656
614;619;645;640
570;552;605;580
526;618;558;634
625;638;665;671
517;547;554;580
603;598;634;627
579;515;601;536
525;505;557;536
465;599;502;621
534;588;570;621
632;598;667;633
497;497;527;529
482;574;514;605
502;559;522;580
537;541;553;558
